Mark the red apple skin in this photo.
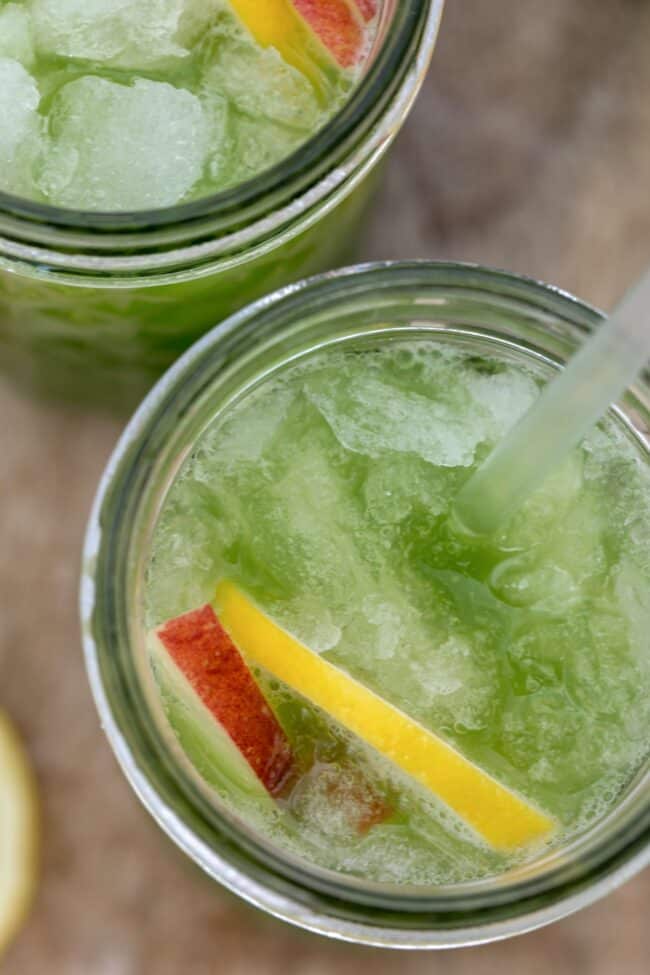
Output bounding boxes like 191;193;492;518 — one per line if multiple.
354;0;377;21
292;0;365;68
157;605;293;795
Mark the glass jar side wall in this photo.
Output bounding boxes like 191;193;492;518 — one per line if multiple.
0;172;377;411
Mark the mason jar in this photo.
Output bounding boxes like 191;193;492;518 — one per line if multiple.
0;1;443;411
81;262;650;947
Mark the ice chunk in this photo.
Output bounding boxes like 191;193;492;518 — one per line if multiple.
361;595;401;659
531;492;606;590
469;368;539;438
499;691;602;791
305;372;485;467
411;633;495;733
414;636;471;697
289;764;385;841
501;691;575;768
204;40;321;130
201;90;230;184
563;613;644;730
364;455;449;525
498;452;584;550
614;557;650;660
0;5;35;66
0;58;41;196
196;386;295;474
221;112;304;187
176;0;225;48
30;0;187;68
270;596;342;653
336;821;480;886
38;77;209;210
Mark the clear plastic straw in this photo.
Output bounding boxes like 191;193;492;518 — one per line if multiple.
453;269;650;535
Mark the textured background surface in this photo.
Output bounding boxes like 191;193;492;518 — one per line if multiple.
2;1;650;971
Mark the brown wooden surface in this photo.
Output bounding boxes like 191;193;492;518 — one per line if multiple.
2;1;649;971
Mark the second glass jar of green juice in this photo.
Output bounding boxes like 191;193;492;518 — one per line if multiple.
82;262;650;947
0;0;443;410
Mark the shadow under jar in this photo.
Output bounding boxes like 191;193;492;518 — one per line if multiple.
0;1;443;411
82;262;650;948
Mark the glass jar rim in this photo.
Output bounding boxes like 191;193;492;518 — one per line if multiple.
0;0;442;236
81;261;650;947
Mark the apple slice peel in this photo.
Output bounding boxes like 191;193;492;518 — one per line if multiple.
153;605;293;796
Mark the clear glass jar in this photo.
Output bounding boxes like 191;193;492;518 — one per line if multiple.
0;1;443;411
81;262;650;948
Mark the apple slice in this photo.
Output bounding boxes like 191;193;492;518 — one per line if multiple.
292;0;366;68
152;605;293;796
0;712;39;959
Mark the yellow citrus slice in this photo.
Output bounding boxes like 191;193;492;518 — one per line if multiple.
0;712;39;958
215;581;556;851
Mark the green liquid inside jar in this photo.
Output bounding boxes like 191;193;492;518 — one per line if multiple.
146;334;650;886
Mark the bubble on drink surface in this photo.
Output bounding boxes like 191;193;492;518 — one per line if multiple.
570;768;633;837
38;76;209;210
0;58;42;197
30;0;188;68
0;4;35;66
